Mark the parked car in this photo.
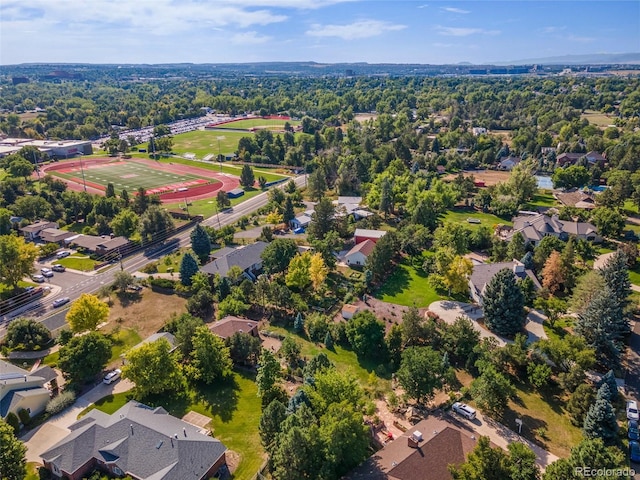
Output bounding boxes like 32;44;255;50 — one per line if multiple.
630;440;640;463
629;420;639;441
127;284;142;292
41;268;54;277
452;402;477;420
103;369;121;385
32;274;45;283
56;250;71;259
52;264;66;272
628;400;639;421
52;297;70;308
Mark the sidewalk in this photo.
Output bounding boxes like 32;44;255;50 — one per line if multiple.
22;378;134;463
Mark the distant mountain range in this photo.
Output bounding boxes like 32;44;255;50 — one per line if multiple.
496;52;640;65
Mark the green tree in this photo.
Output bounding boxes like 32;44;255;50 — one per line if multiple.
216;190;231;210
4;318;51;351
534;296;567;327
110;208;139;238
0;207;13;235
569;270;606;314
599;249;631;311
590;207;625;237
65;293;110;333
261;238;298;274
133;186;149;214
58;332;112;384
190;224;212;264
139;205;174;242
441;316;481;367
582;396;619;445
179;252;199;287
482;268;525;337
112;270;135;293
506;232;526;261
283;196;295;224
240;164;255;188
443;255;474;295
507;161;538;204
0;235;38;289
365;232;398;283
105;182;116;198
189;326;232;384
566;383;596;426
307;197;335;241
310;369;364;415
304;352;333;377
8;156;34;181
256;349;282;399
226;331;261;365
172;313;205;357
397;346;451;403
307;169;327;201
122;338;185;397
345;310;386;360
542;439;628;480
259;399;287;454
271;423;323;480
286;252;312;290
434;222;470;255
379;177;392;217
552;165;590;189
0;418;27;480
470;364;515;417
279;336;301;366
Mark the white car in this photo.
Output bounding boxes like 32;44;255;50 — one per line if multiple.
103;369;122;385
56;250;71;259
628;400;639;421
32;274;45;283
41;268;54;278
52;297;70;308
452;402;477;420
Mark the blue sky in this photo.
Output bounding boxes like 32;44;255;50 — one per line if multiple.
1;1;638;65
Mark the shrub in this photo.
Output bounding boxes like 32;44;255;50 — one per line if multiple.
141;262;158;274
17;407;31;426
4;318;52;351
46;391;76;415
5;411;20;433
149;277;177;290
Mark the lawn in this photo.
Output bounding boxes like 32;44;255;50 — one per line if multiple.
525;190;557;209
504;382;583;457
581;109;616;128
440;209;512;229
107;328;142;364
57;255;98;271
158;157;289;183
81;370;264;480
170;130;249;158
629;265;640;286
0;280;38;301
375;260;447;307
166;187;264;218
214;118;300;130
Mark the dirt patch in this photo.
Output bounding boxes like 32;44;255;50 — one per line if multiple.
105;290;187;337
444;169;511;187
225;450;241;474
354;113;378;123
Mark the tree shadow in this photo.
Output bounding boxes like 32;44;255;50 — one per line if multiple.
194;373;242;423
144;390;192;418
375;265;411;298
500;408;550;449
115;291;143;308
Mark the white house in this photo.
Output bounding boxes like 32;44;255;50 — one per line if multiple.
342;304;361;319
472;127;487;136
1;360;56;421
345;239;376;267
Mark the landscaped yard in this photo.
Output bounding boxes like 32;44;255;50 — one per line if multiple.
629;264;640;286
525;190;557;209
375;260;446;307
81;370;264;480
440;209;512;230
107;328;142;365
57;255;98;272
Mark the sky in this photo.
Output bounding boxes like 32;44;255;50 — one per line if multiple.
1;0;639;65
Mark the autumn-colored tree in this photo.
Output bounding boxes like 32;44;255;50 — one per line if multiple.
286;252;312;290
443;255;474;295
65;293;110;333
541;250;566;294
309;252;329;292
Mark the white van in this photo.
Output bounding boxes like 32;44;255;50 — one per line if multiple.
452;402;477;420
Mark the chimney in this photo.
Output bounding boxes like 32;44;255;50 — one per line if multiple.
513;260;525;274
130;424;134;435
183;428;187;437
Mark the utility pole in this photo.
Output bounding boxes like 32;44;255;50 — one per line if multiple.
79;156;87;192
32;150;41;181
217;136;225;172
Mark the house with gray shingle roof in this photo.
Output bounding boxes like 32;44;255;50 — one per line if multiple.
41;401;227;480
0;360;53;421
469;260;541;305
200;241;268;280
506;212;601;246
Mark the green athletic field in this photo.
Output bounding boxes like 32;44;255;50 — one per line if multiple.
214;118;301;130
48;160;216;193
170;130;249;159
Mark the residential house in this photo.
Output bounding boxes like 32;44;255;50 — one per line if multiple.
497;156;521;171
39;228;76;245
354;229;387;245
19;220;57;241
554;189;597;210
584;150;606;167
69;235;130;256
290;214;312;230
507;212;601;245
472;127;487;136
209;316;259;340
436;165;446;175
1;360;56;421
345;239;376;267
469;260;541;305
41;401;227;480
132;333;177;353
342;304;361;320
200;241;268;280
347;414;491;480
556;151;605;168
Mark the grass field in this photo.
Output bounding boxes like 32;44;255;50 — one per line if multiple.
166;187;263;218
214;118;300;130
375;259;447;307
157;157;289;183
440;209;512;229
81;370;264;480
48;159;215;193
525;190;557;209
170;130;250;158
581;109;616;128
57;254;98;271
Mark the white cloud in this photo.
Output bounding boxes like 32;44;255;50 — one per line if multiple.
540;26;566;34
417;4;429;8
436;26;500;37
568;34;595;43
224;0;358;8
231;31;271;45
307;20;407;40
441;7;470;14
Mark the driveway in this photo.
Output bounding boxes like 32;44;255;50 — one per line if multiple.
428;301;548;345
22;378;134;463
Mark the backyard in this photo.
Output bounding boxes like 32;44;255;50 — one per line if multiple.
375;259;447;307
440;208;512;230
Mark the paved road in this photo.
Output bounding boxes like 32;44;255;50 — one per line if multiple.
0;175;306;338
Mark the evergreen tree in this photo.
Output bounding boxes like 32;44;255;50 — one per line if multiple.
379;178;392;217
583;397;618;445
240;164;255;187
574;287;623;369
598;370;619;401
543;439;628;480
307;197;335;241
520;251;534;270
506;232;526;260
179;252;199;287
307;169;327;201
259;399;287;455
294;312;304;333
599;249;631;319
218;276;231;300
283;196;295;224
324;331;334;350
190;224;211;264
482;268;525;337
105;182;116;198
567;383;596;427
